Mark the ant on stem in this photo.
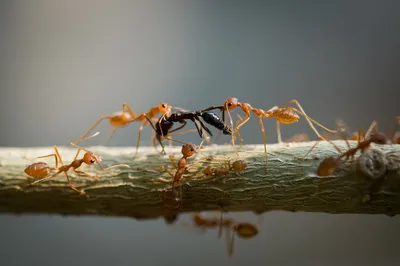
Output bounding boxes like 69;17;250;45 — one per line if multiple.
202;159;248;177
141;138;206;189
213;98;337;167
75;102;190;158
24;132;100;180
316;121;389;176
25;132;129;195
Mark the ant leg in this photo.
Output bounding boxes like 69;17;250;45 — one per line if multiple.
226;108;236;148
53;146;64;165
276;120;282;144
28;170;62;186
35;153;59;169
169;120;188;134
63;172;85;195
365;120;378;140
284;101;336;143
258;117;268;167
194;117;213;137
169;155;178;170
228;226;235;257
73;169;100;180
133;121;146;159
105;127;117;146
74;116;110;144
122;103;137;119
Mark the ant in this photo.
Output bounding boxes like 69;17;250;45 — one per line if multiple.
75;102;183;158
141;139;206;189
214;97;336;166
192;212;259;257
26;132;129;195
24;132;99;180
316;123;389;177
202;159;248;177
146;107;232;154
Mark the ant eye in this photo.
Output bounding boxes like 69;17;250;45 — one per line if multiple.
90;159;95;163
228;103;232;106
191;148;194;152
162;104;166;108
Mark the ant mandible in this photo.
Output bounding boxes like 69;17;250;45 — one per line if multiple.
219;97;336;166
75;102;175;158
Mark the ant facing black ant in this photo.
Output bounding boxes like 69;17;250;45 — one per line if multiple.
208;98;337;167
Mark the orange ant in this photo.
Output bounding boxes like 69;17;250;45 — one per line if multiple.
141;139;206;189
23;132;99;180
192;212;259;257
202;159;248;177
75;102;181;158
26;132;129;195
316;124;389;177
220;98;336;166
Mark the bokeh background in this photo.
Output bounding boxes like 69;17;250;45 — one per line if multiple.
1;0;400;265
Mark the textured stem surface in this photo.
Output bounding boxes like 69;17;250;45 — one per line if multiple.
0;141;399;221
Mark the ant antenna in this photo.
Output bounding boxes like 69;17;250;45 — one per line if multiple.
70;139;104;170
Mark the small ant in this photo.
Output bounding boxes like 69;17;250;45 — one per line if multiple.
316;124;389;177
26;132;129;195
202;159;248;177
75;102;177;158
142;139;206;188
192;212;259;257
215;98;336;167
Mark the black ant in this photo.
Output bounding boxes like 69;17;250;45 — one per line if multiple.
146;107;232;154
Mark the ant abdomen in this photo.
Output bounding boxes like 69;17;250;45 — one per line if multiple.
24;162;51;179
275;109;300;124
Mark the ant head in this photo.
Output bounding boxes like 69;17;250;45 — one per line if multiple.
83;152;102;165
224;97;239;110
370;132;389;145
181;143;197;157
158;102;171;114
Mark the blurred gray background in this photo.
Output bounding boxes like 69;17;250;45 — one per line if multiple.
1;0;400;265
